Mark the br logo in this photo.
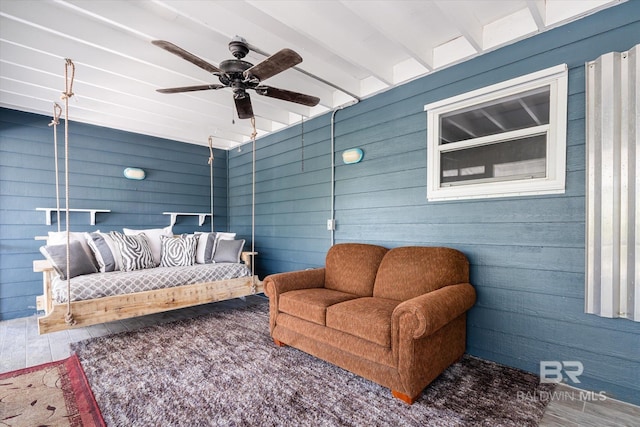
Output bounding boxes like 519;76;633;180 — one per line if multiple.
540;361;584;383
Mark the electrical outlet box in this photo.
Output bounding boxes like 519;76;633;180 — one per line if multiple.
327;219;336;231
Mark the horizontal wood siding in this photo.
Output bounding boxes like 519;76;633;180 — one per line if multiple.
228;3;640;405
228;115;333;273
0;109;227;320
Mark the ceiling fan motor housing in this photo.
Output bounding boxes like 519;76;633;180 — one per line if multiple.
228;36;249;59
218;59;258;90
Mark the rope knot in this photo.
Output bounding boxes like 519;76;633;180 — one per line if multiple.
64;311;76;326
208;136;215;165
48;103;62;127
63;58;75;101
250;117;258;140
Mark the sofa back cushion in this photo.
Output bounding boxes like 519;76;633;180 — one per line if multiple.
373;246;469;301
325;243;388;297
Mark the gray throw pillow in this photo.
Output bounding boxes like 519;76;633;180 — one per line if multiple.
212;239;245;263
40;241;98;280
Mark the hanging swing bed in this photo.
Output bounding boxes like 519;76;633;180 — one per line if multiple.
34;60;262;335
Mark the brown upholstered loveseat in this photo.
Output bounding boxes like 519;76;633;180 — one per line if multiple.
264;243;476;404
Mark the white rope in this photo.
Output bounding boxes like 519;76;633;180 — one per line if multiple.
250;117;257;293
48;103;63;232
61;58;76;326
208;136;215;232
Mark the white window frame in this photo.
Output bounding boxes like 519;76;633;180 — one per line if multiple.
424;64;568;201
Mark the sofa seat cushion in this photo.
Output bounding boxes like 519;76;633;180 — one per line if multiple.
279;288;360;326
326;297;400;348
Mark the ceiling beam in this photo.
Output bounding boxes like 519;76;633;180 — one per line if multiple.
526;0;547;30
433;0;483;53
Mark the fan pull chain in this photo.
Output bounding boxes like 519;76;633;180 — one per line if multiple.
61;58;76;327
250;117;257;294
48;103;63;232
208;136;215;233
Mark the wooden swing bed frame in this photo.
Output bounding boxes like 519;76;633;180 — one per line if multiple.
34;254;262;335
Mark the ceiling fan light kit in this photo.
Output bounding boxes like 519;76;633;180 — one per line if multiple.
153;36;320;120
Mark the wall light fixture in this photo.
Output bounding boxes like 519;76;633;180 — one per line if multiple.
123;167;146;180
342;148;364;164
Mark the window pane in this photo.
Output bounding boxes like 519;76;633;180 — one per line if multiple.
440;134;547;186
440;86;550;144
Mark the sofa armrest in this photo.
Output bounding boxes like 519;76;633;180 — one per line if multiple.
263;268;326;299
264;268;326;334
392;283;476;340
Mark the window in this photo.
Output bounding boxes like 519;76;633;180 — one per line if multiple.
425;64;568;201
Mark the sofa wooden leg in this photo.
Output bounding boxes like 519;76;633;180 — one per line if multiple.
392;390;416;405
273;339;286;347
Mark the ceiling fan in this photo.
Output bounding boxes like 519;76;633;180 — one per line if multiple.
153;36;320;119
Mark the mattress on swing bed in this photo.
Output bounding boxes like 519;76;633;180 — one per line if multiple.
52;262;252;303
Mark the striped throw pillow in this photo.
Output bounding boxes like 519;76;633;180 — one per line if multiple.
109;231;155;271
160;235;197;267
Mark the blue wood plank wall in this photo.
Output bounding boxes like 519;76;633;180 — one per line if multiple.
0;109;227;320
229;2;640;405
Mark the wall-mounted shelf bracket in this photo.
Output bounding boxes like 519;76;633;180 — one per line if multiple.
36;208;111;226
163;212;212;227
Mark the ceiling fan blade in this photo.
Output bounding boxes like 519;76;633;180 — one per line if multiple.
234;93;254;119
243;48;302;82
157;84;225;94
152;40;221;74
255;86;320;107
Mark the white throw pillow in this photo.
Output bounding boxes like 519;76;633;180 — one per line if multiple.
215;232;236;241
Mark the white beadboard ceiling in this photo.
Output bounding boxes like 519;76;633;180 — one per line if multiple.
0;0;621;150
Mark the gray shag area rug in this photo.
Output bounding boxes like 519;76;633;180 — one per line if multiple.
71;301;554;426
